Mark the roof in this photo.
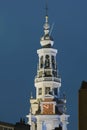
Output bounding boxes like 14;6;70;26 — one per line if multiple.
80;81;87;89
0;121;14;127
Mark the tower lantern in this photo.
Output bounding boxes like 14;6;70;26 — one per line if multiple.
26;5;69;130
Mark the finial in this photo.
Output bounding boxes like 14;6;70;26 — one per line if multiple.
40;0;54;47
45;0;49;23
43;0;50;34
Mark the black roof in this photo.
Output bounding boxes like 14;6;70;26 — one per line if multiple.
80;81;87;89
0;121;14;127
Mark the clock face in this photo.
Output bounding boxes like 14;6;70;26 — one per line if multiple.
43;104;54;114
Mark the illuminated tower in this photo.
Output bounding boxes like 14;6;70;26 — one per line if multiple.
26;7;69;130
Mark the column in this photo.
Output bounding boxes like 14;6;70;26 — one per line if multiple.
60;114;69;130
62;122;67;130
37;121;42;130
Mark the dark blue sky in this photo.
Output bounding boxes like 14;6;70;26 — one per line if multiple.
0;0;87;130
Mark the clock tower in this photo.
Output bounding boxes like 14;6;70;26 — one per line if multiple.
26;6;69;130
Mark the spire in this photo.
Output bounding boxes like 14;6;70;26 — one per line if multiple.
43;1;50;34
45;0;48;17
40;0;54;47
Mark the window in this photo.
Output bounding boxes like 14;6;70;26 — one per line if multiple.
52;70;57;77
38;88;42;95
3;128;13;130
4;128;8;130
39;71;43;77
45;87;50;94
44;71;51;77
9;129;13;130
51;56;55;69
54;88;58;95
45;55;50;68
40;56;43;68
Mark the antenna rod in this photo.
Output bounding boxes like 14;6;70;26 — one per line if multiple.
45;0;48;16
49;23;55;36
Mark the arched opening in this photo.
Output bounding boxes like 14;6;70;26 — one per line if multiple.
40;56;43;68
55;125;62;130
51;55;55;69
45;55;50;68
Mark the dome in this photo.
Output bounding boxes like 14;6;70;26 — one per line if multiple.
41;34;53;41
40;34;54;47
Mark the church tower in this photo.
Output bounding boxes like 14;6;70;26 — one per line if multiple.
26;6;69;130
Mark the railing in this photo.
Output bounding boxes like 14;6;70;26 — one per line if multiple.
35;77;61;83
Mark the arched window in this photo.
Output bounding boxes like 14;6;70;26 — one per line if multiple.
40;56;43;68
45;87;50;94
45;55;50;68
52;56;55;69
52;70;57;77
55;125;62;130
54;88;58;96
38;88;42;95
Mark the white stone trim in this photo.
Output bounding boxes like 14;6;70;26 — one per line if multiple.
37;48;58;56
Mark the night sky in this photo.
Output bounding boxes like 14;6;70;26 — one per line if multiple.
0;0;87;130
